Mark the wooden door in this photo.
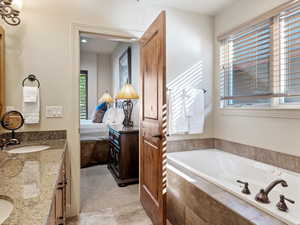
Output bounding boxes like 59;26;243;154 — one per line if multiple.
139;11;167;225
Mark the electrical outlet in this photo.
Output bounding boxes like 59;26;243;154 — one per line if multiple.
46;106;64;118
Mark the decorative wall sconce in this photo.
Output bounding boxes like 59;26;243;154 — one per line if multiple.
0;0;21;26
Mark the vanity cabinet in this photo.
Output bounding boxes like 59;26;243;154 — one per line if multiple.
47;156;67;225
107;125;139;187
0;26;5;117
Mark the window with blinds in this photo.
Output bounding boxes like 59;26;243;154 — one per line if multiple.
279;5;300;104
80;71;88;119
219;2;300;108
220;20;273;106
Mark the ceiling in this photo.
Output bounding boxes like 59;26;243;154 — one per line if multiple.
140;0;238;15
80;33;120;54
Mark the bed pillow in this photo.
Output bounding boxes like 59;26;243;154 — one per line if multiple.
103;108;125;125
92;102;107;123
114;108;125;124
102;108;114;124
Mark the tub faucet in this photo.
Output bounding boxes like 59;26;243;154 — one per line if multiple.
255;179;288;204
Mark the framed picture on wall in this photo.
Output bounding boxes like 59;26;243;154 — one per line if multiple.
119;47;132;89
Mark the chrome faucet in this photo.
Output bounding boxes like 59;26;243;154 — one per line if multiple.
255;179;288;204
0;138;20;150
0;138;9;150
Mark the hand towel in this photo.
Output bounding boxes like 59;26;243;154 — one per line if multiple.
23;87;40;124
168;89;189;135
187;89;205;134
23;87;38;103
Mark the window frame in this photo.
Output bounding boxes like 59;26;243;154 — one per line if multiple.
80;70;88;120
218;1;300;110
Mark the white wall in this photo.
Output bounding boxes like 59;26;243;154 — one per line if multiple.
80;52;113;119
214;0;300;156
2;0;215;216
111;42;140;126
166;10;214;140
97;53;112;99
80;52;98;119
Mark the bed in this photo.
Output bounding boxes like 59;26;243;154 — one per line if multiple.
80;108;124;141
79;108;125;168
80;120;109;141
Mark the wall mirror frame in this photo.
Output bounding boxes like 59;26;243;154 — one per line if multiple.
0;26;5;117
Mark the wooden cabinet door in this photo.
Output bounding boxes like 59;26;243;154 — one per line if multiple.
56;159;66;225
139;11;167;225
56;187;64;225
48;200;56;225
0;26;5;116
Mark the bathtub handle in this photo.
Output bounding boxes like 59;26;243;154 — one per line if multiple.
276;195;295;212
237;180;251;195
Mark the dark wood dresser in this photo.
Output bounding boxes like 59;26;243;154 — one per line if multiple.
108;125;139;187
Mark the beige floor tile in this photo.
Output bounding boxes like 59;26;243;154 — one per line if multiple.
67;165;152;225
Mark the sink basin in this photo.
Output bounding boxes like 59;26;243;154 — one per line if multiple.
0;198;13;224
8;145;50;154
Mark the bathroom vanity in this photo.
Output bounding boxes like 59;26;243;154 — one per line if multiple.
0;130;68;225
47;153;67;225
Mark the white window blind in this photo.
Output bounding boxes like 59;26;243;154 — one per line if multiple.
279;4;300;103
220;3;300;107
220;19;273;106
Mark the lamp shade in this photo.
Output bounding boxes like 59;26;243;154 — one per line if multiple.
115;83;139;100
99;92;114;103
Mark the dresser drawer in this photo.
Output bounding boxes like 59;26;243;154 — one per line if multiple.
109;129;120;147
108;125;139;186
108;145;120;177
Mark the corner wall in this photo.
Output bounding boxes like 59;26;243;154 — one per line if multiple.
166;10;214;141
213;0;300;157
111;42;140;126
97;53;112;99
80;52;98;119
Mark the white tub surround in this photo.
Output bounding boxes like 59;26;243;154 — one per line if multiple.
168;149;300;225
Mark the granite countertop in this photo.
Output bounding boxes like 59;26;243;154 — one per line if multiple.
0;139;67;225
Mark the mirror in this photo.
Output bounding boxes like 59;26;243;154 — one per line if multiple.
1;111;24;131
0;26;4;117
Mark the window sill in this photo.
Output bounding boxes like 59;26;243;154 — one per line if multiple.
220;106;300;119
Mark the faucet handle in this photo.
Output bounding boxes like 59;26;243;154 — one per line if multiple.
0;138;8;150
237;180;251;195
277;195;295;212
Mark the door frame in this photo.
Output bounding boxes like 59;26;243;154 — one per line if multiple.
70;23;143;216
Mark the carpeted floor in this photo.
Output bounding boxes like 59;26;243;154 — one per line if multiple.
67;165;153;225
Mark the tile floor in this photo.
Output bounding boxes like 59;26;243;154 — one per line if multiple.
67;165;153;225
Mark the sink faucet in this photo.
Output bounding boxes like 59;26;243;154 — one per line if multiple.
0;138;20;150
255;179;288;204
0;138;9;150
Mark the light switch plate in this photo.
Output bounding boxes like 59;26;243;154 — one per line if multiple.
6;106;15;112
46;106;64;118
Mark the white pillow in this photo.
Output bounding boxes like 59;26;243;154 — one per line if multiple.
102;108;113;124
114;108;125;125
103;108;125;125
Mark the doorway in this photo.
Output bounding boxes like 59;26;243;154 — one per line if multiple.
70;32;153;224
69;11;166;225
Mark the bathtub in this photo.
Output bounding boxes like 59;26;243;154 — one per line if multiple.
167;149;300;225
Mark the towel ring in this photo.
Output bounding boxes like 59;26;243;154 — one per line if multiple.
22;74;40;88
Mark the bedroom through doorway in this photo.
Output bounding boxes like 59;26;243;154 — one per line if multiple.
74;32;151;224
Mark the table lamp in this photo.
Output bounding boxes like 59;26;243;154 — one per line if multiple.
115;83;139;127
99;91;114;106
